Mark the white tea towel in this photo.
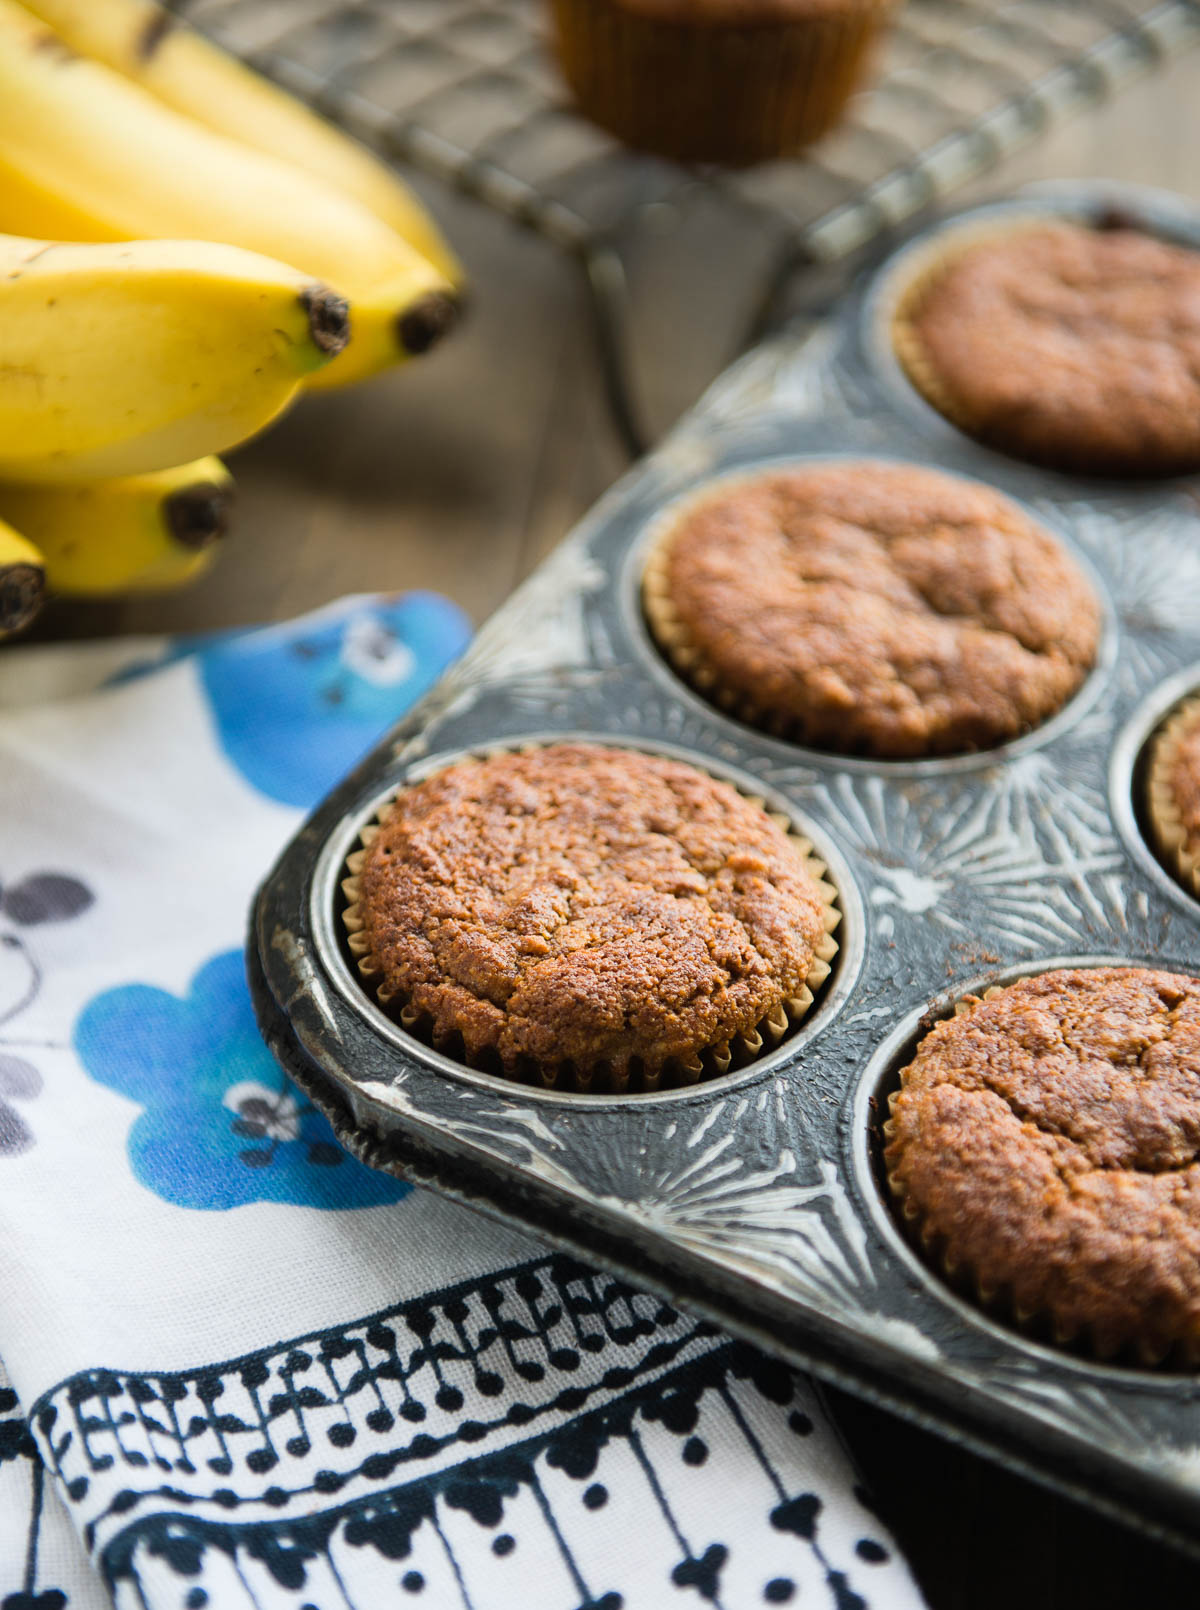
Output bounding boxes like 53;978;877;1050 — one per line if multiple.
0;596;924;1610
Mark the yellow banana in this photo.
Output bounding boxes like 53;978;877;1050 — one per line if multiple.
0;519;46;636
119;544;215;593
18;0;462;285
0;233;348;482
0;458;232;595
0;0;460;387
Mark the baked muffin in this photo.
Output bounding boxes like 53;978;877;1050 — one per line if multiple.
893;220;1200;476
643;461;1101;758
546;0;897;166
884;967;1200;1365
1147;695;1200;898
343;744;839;1093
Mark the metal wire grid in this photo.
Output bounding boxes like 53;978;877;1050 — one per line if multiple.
179;0;1200;449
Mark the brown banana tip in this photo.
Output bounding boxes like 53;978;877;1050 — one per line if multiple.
0;563;45;635
300;286;351;357
32;30;76;60
395;290;462;357
137;10;176;62
164;483;234;552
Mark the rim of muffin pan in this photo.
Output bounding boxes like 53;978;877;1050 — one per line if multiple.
623;453;1118;778
851;954;1200;1379
311;733;866;1107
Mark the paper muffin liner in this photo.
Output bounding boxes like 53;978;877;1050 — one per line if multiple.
547;0;896;167
1146;694;1200;899
881;986;1200;1369
339;742;841;1096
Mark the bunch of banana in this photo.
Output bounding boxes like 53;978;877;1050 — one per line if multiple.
19;0;461;285
1;458;233;597
0;0;463;388
0;230;347;633
0;232;349;483
0;457;234;637
0;0;463;634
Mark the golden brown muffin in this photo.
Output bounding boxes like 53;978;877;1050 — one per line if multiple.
893;221;1200;476
885;967;1200;1365
1147;696;1200;897
547;0;896;166
343;744;839;1093
643;461;1101;758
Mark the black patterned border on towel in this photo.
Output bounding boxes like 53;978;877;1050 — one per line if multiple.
25;1256;894;1608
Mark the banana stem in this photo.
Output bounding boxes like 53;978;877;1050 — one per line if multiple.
163;480;233;550
0;561;45;634
395;290;462;357
299;285;350;357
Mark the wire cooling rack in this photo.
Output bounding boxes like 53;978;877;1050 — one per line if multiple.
179;0;1200;450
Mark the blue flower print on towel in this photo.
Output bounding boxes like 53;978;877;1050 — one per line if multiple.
74;950;410;1212
196;593;470;807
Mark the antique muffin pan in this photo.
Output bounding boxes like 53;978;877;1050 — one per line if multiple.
250;180;1200;1554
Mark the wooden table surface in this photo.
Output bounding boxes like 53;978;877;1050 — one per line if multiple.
17;47;1200;1609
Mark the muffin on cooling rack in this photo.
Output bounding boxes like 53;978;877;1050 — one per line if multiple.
884;966;1200;1366
546;0;898;165
1147;695;1200;898
342;743;840;1094
892;218;1200;476
643;460;1102;759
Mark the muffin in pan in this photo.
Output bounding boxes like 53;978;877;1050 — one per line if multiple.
546;0;897;167
1147;695;1200;899
891;218;1200;477
643;461;1102;759
884;967;1200;1367
342;743;840;1094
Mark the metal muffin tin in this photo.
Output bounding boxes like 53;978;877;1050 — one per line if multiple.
250;180;1200;1554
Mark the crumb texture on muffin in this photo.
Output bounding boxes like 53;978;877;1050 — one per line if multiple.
886;967;1200;1363
898;222;1200;476
354;744;835;1087
645;461;1101;758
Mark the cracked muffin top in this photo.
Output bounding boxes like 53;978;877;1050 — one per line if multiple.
896;221;1200;476
354;744;835;1090
885;967;1200;1364
644;461;1101;758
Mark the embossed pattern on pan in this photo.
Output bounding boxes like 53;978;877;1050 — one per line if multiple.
251;181;1200;1557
